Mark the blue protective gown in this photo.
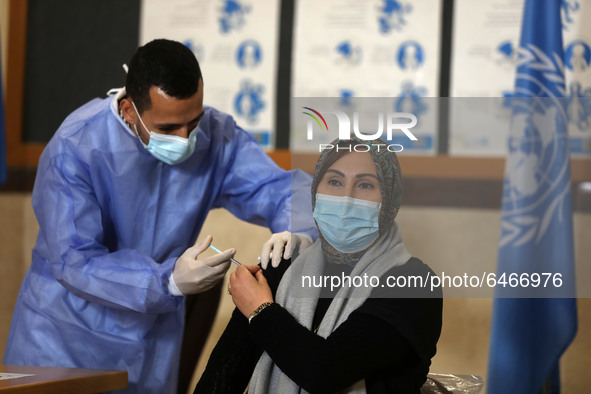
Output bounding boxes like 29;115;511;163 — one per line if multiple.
3;89;316;393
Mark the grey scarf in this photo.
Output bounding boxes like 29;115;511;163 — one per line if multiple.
248;223;411;394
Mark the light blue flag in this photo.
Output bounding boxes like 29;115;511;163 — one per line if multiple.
487;1;577;393
0;30;6;186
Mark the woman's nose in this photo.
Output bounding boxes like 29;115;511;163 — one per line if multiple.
343;184;355;198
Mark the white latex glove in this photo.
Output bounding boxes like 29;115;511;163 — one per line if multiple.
172;235;234;295
259;231;313;269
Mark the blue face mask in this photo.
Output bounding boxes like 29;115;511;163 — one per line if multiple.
132;101;198;165
313;193;381;253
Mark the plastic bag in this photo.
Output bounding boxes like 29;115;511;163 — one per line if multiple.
421;373;484;394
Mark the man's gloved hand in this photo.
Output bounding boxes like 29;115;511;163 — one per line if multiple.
259;231;313;269
172;235;235;295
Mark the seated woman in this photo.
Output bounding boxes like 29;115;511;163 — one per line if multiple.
195;137;442;393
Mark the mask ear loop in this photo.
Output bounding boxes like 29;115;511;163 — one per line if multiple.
130;101;151;147
132;124;145;145
131;101;152;134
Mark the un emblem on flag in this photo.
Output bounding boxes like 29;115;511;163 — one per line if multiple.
499;45;571;248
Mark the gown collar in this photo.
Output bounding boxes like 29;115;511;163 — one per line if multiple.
108;87;137;139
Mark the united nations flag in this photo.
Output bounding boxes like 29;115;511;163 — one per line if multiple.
487;1;578;393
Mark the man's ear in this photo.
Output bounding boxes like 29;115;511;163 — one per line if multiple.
119;98;136;126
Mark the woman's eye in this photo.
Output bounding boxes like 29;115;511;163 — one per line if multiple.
359;182;376;189
327;179;342;186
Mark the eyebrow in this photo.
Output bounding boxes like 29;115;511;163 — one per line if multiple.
325;169;379;180
153;110;205;129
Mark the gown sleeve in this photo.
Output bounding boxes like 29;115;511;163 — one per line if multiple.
214;126;318;239
32;151;182;313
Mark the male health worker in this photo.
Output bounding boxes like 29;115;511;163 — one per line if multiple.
4;39;316;394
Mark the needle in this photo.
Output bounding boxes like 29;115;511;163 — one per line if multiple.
208;244;241;265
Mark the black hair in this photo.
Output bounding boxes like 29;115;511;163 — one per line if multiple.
125;39;202;113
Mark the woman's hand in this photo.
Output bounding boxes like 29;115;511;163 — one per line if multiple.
229;265;274;318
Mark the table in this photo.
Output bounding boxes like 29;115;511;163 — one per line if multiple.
0;364;127;393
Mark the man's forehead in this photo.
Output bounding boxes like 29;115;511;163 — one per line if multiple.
142;85;204;125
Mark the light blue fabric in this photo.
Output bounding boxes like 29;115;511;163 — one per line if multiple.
313;194;380;253
132;100;198;165
3;89;316;394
